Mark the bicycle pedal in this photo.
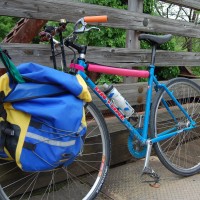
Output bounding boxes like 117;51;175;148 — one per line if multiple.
149;182;160;188
140;166;160;184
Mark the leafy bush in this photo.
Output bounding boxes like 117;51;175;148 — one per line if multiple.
191;67;200;76
95;74;123;85
156;66;180;80
157;39;180;80
0;16;19;42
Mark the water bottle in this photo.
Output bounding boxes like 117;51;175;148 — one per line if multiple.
103;83;135;118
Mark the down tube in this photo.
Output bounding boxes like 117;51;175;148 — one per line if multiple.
78;71;146;144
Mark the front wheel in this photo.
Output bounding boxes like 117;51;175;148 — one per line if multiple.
150;78;200;176
0;102;111;200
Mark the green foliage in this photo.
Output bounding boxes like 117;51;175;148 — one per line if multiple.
160;39;175;51
95;74;123;85
83;0;127;9
83;0;126;48
143;0;154;14
0;16;19;42
86;27;126;48
157;38;180;80
140;40;151;49
191;67;200;76
157;67;180;80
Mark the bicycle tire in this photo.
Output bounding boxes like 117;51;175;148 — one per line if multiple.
0;101;110;199
150;78;200;176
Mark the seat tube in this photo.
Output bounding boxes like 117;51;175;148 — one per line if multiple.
142;65;155;139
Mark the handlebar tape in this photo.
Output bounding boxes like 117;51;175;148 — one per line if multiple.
83;15;108;23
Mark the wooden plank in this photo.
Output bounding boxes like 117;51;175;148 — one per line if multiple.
161;0;200;11
2;43;200;68
110;130;134;165
1;0;200;38
93;79;200;112
0;43;57;68
124;0;142;84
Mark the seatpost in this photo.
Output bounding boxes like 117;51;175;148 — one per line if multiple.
151;44;157;66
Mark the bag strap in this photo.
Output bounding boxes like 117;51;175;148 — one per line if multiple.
0;91;15;152
0;92;6;120
0;47;25;83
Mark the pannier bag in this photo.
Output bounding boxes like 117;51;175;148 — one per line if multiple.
0;62;92;172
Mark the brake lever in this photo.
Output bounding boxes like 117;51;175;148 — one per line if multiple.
73;18;100;34
85;27;100;32
73;18;86;34
74;25;100;34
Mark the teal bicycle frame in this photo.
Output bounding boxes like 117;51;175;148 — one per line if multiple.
68;43;196;181
75;60;195;147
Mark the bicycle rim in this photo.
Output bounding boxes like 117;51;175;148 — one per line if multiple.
0;102;110;199
151;78;200;176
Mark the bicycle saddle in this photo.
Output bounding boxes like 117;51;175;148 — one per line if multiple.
139;34;172;45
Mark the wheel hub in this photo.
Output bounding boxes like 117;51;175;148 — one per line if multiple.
177;121;190;130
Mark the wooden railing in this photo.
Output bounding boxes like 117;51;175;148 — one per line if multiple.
1;0;200;164
1;0;200;69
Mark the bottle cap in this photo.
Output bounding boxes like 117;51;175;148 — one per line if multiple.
103;83;113;95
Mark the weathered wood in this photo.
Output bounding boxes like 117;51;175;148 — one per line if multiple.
1;43;200;111
93;79;200;112
126;0;143;50
1;0;200;38
85;47;200;67
110;130;134;165
1;0;200;195
124;0;143;84
161;0;200;11
2;43;200;68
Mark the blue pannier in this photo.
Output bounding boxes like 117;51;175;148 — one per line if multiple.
0;63;91;172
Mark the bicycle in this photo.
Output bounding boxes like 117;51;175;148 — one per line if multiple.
0;15;200;200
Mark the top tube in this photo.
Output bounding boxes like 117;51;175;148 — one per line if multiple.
69;63;149;78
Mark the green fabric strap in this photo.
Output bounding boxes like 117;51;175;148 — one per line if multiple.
0;48;25;83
